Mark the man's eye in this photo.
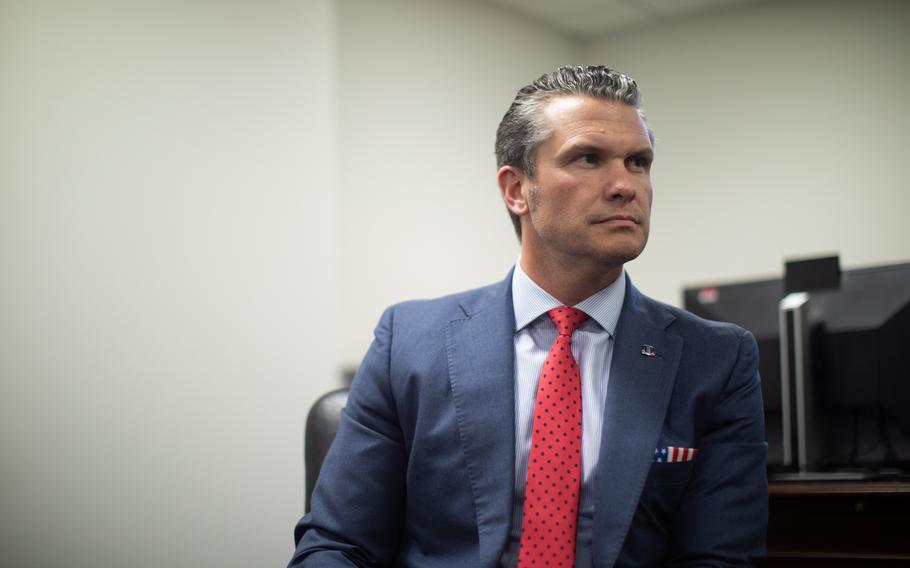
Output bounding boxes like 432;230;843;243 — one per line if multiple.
578;153;599;165
628;156;651;171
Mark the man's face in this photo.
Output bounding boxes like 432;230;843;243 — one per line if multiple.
517;96;654;270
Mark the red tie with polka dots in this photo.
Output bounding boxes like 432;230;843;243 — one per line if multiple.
518;306;588;568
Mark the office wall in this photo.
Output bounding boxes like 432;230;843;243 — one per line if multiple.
0;1;338;567
579;0;910;305
336;0;576;365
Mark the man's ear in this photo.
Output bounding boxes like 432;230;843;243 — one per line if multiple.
498;165;530;217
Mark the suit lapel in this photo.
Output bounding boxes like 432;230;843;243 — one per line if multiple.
445;276;516;567
593;279;683;567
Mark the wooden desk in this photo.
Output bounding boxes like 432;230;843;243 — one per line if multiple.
766;480;910;566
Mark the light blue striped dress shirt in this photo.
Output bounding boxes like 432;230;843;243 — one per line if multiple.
500;262;626;568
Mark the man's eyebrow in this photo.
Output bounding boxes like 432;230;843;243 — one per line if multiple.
561;142;654;157
559;142;605;155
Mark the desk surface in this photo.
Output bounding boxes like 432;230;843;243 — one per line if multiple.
767;479;910;566
770;480;910;496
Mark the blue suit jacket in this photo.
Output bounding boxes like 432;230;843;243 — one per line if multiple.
290;273;767;567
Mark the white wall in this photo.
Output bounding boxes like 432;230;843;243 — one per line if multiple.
336;0;576;366
579;0;910;305
0;1;338;567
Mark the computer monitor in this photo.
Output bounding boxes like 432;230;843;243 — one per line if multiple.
683;262;910;473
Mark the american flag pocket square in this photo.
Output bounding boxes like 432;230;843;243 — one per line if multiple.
653;446;698;463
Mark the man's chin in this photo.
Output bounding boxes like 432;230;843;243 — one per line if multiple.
591;239;648;266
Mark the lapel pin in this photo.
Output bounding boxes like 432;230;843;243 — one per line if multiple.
641;344;657;357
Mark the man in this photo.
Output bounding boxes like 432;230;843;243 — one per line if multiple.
289;65;767;567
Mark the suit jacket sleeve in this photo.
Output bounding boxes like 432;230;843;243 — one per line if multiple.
667;329;768;567
289;307;405;567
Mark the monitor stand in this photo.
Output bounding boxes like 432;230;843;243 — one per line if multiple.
778;291;875;482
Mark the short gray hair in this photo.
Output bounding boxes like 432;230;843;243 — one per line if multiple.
495;65;651;239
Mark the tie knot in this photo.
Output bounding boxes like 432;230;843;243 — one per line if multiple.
547;307;589;337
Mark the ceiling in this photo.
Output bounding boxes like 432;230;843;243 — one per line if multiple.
475;0;767;42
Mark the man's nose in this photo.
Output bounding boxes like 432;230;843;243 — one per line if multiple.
603;160;636;202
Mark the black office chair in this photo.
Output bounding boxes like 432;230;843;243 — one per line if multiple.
304;388;349;513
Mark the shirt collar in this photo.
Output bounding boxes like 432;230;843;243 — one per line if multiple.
511;260;626;337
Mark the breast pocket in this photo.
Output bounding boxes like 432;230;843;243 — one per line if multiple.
644;460;695;486
638;461;695;529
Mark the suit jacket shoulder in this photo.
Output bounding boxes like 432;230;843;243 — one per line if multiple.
382;272;513;331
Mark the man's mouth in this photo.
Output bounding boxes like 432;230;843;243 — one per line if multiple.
594;214;639;225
